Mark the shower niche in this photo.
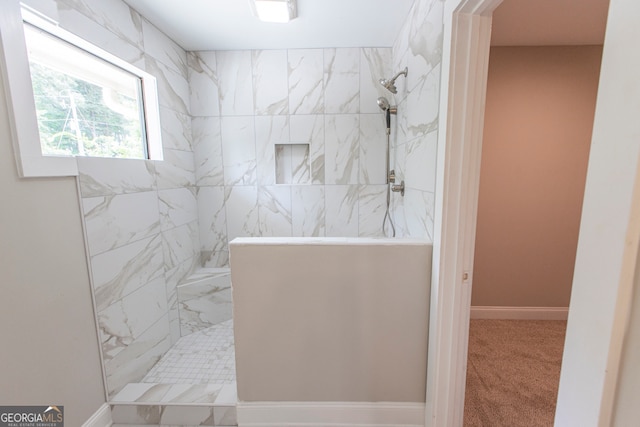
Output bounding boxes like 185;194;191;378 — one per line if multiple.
275;143;311;185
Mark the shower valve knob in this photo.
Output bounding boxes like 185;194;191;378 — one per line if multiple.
392;180;405;197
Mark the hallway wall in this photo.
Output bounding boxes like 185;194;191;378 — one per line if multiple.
472;45;602;307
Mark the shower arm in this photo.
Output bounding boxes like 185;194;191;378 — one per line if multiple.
389;67;408;84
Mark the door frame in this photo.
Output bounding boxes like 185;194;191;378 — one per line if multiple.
429;0;640;425
425;0;502;425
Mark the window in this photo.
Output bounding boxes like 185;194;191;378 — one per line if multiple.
0;1;162;177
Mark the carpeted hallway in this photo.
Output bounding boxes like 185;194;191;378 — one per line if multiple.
463;319;567;426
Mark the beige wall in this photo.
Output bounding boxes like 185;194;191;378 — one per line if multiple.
231;238;431;403
472;46;602;307
0;77;106;422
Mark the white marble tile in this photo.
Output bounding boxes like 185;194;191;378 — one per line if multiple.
405;129;438;192
291;186;325;237
21;0;58;21
214;406;237;426
202;250;229;269
83;191;160;256
57;3;144;68
403;188;435;240
162;383;223;403
141;18;187;77
158;187;198;231
165;257;199;301
92;235;165;312
325;114;359;184
405;0;444;93
359;114;387;185
77;157;156;197
145;55;190;115
217;50;253;116
258;185;292;237
221;116;256;185
197;186;228;266
188;51;220;117
214;383;239;405
360;48;393;114
159;106;192;152
111;382;158;402
288;48;324;114
111;403;215;425
390;186;408;238
98;276;168;362
324;48;360;113
252;50;288;115
405;64;440;139
275;144;310;184
110;404;162;424
392;141;407;184
290;115;324;184
255;115;289;185
168;298;181;345
396;96;409;146
358;185;388;237
105;314;172;397
58;0;143;50
155;149;196;190
162;221;199;271
161;406;214;425
178;276;232;335
325;185;359;237
192;117;224;186
224;186;259;241
143;321;235;384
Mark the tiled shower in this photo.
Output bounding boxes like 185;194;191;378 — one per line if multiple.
23;0;444;407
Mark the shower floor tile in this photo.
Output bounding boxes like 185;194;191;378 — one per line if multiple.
143;319;236;384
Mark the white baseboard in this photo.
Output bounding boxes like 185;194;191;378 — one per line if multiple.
81;403;112;427
470;306;569;320
237;401;425;427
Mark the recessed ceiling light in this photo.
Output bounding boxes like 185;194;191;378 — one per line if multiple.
251;0;297;23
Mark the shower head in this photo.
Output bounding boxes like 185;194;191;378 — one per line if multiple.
377;96;390;111
379;67;408;94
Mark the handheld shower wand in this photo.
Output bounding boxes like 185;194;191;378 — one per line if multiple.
376;97;396;135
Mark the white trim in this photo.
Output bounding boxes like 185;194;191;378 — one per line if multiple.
470;306;569;320
81;403;112;427
426;0;501;426
236;402;424;427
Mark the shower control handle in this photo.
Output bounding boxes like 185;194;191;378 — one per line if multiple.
392;180;405;197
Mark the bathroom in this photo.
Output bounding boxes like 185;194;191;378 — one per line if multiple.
2;0;640;425
0;0;440;425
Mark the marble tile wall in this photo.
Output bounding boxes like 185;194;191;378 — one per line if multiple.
23;0;201;398
191;47;401;267
191;0;444;265
25;0;444;401
390;0;444;240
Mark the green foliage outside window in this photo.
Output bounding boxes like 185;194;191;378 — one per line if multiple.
29;62;145;159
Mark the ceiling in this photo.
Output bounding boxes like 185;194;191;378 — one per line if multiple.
121;0;415;51
121;0;610;52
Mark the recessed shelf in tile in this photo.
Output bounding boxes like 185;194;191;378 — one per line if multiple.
275;143;310;184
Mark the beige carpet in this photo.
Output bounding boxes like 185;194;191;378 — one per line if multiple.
463;319;567;427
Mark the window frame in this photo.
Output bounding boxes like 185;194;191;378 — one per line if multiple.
0;0;163;178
